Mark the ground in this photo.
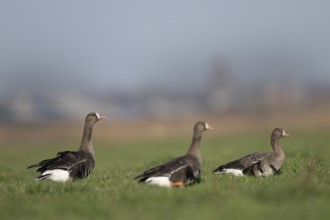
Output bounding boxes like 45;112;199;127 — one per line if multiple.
0;118;330;220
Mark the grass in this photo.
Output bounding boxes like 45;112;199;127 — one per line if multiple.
1;130;330;220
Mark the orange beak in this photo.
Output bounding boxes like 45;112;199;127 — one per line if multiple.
282;130;289;137
98;115;107;120
206;123;214;130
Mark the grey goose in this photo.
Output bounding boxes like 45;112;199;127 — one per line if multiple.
213;128;289;177
27;112;106;182
134;121;213;187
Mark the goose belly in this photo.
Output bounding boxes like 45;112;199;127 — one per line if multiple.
254;167;274;177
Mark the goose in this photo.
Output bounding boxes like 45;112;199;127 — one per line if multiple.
213;128;289;177
134;121;213;187
27;112;106;182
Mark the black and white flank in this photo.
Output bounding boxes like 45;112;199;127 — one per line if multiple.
213;128;289;177
134;121;213;187
27;112;106;182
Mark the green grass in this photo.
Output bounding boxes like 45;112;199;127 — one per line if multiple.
1;131;330;220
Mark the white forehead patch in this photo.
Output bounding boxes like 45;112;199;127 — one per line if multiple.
205;122;210;130
95;112;100;120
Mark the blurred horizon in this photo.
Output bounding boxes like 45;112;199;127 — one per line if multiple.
1;1;330;124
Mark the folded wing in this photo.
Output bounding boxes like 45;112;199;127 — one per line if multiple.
27;151;95;180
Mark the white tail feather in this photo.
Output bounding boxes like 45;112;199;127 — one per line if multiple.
215;168;244;176
145;176;171;187
38;169;70;182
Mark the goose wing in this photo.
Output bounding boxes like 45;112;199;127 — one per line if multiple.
213;152;270;172
27;151;95;179
134;154;200;185
242;155;281;176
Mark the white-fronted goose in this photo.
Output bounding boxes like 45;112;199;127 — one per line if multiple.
134;121;213;187
213;128;289;177
27;112;106;182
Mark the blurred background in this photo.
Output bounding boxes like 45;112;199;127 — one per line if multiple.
0;0;330;141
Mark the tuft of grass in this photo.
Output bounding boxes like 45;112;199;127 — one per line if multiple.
1;131;330;220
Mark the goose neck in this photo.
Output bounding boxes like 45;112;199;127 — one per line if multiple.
187;131;202;160
79;121;95;154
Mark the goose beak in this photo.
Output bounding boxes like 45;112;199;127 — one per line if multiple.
282;130;289;137
95;112;107;120
205;122;214;130
98;115;107;120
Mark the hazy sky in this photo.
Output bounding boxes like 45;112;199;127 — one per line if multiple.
1;0;330;96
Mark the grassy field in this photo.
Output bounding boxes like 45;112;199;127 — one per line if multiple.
0;128;330;220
